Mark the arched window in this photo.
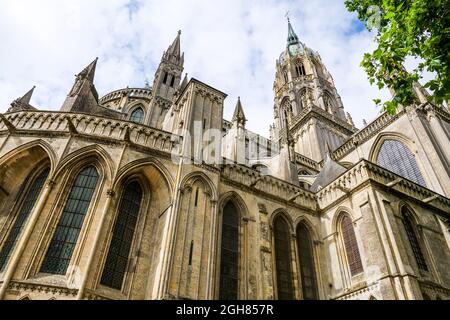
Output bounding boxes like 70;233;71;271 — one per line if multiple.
401;207;428;271
40;166;99;275
377;139;426;186
100;181;143;290
219;201;239;300
130;107;144;124
295;64;306;77
282;99;293;118
296;223;318;300
323;95;334;114
340;215;363;276
274;215;295;300
0;167;49;271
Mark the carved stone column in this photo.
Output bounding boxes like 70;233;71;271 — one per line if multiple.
77;188;115;299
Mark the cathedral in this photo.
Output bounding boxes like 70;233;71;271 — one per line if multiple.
0;19;449;300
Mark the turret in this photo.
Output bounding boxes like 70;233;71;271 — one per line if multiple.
223;97;247;164
148;31;185;128
152;30;184;101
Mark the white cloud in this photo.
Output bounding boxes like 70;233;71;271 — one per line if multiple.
0;0;400;136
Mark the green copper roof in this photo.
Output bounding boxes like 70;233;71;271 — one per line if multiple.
287;19;299;46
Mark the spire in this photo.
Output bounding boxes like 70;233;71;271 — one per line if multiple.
232;97;247;125
18;86;36;104
179;73;188;92
7;86;37;112
287;17;299;46
168;30;181;59
61;58;100;112
78;57;98;83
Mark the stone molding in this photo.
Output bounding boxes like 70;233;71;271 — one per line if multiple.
317;159;450;215
8;281;77;298
99;87;153;105
0;111;183;155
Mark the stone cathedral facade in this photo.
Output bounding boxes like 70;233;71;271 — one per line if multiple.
0;20;449;301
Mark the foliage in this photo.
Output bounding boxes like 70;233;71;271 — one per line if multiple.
345;0;450;113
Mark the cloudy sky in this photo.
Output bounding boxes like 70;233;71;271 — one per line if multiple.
0;0;394;137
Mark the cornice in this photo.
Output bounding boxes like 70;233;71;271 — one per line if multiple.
289;105;356;136
0;111;183;157
8;281;77;297
317;159;450;216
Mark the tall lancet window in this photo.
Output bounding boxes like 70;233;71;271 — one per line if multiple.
401;207;428;271
130;107;144;124
296;223;318;300
0;167;49;271
295;64;306;77
40;166;98;275
219;202;239;300
101;181;142;290
274;215;295;300
377;139;426;187
340;215;363;276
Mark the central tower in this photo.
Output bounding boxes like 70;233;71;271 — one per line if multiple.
273;19;357;162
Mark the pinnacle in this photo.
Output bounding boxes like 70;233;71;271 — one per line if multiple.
78;57;98;83
18;86;36;104
232;96;247;124
168;31;181;58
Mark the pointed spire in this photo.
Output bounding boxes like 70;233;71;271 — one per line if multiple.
8;86;37;112
287;17;299;46
62;58;100;111
168;30;181;58
180;73;188;91
18;86;36;104
232;97;247;124
78;57;98;83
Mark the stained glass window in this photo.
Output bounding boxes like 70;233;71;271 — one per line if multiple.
40;166;98;275
274;215;295;300
219;202;239;300
130;108;144;124
0;167;49;271
297;223;318;300
100;181;142;290
341;215;363;276
402;208;428;271
377;139;426;186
